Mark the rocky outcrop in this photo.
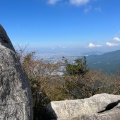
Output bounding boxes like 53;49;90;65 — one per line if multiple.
46;93;120;120
0;25;33;120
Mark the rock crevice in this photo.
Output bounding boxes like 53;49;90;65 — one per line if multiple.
46;93;120;120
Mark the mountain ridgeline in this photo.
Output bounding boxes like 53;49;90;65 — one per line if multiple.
86;50;120;74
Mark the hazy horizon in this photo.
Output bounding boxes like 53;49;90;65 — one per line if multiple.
1;0;120;54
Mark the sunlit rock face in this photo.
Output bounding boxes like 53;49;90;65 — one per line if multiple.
46;93;120;120
0;25;33;120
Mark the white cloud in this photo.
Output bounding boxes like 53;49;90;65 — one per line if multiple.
69;0;89;6
95;7;101;12
88;43;102;48
48;0;59;5
62;47;66;49
113;37;120;41
52;47;55;50
84;6;92;13
106;42;118;47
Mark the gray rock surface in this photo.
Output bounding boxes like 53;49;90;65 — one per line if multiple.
46;93;120;120
0;25;33;120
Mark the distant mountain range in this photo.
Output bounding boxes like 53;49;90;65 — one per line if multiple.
86;50;120;74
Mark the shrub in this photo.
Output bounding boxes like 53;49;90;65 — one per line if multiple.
17;50;120;120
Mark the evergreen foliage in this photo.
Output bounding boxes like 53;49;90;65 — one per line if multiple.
65;56;88;76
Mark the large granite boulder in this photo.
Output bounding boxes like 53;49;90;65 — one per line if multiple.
0;25;33;120
46;93;120;120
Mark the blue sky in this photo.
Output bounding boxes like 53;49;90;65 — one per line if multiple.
1;0;120;53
